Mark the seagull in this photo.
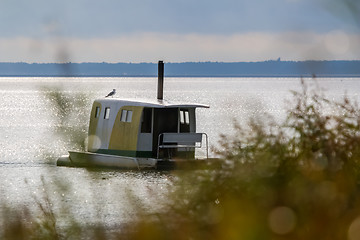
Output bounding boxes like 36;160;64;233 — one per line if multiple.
105;89;116;98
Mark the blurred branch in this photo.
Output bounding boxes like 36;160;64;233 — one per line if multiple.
320;0;360;28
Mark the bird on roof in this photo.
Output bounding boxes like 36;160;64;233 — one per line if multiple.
105;89;116;98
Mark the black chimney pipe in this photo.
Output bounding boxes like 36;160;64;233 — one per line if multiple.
157;60;164;100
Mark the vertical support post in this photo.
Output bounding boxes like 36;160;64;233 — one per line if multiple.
157;60;164;100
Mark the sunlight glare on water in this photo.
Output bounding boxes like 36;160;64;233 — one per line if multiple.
0;76;359;226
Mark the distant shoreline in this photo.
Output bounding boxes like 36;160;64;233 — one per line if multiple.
0;61;359;78
0;74;359;78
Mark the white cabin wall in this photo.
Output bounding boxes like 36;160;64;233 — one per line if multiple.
190;108;196;132
94;102;122;150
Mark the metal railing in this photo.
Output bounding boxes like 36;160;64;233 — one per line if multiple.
157;132;208;159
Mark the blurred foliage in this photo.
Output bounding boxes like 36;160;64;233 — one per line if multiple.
0;175;111;240
125;79;360;240
0;177;62;240
320;0;360;27
43;87;92;152
2;79;360;239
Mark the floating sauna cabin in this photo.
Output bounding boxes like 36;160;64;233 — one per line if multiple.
57;61;209;169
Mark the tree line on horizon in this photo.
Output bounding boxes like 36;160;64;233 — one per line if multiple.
0;60;359;77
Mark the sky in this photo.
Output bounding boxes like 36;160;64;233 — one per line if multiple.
0;0;359;63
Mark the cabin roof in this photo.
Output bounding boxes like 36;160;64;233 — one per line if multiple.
95;98;210;108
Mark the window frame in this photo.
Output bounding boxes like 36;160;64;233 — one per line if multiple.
180;109;190;125
95;106;100;118
120;109;133;123
121;110;127;122
104;107;110;119
126;110;133;122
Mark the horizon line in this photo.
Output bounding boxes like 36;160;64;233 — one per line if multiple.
1;59;360;64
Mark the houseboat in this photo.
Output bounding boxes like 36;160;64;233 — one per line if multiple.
57;61;209;169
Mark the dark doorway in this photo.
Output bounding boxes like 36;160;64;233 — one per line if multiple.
153;108;178;157
141;108;152;133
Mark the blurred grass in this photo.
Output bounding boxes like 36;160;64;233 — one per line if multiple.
39;87;93;162
44;87;91;151
1;79;360;239
125;79;360;240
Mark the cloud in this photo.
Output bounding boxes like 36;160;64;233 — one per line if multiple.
0;31;359;63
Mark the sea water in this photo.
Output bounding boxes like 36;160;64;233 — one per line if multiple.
0;77;359;226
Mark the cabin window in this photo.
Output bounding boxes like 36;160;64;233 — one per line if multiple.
121;110;127;122
184;111;190;124
180;109;190;132
95;107;100;118
180;109;190;125
120;110;133;123
180;111;185;124
141;108;152;133
104;107;110;119
126;111;133;122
